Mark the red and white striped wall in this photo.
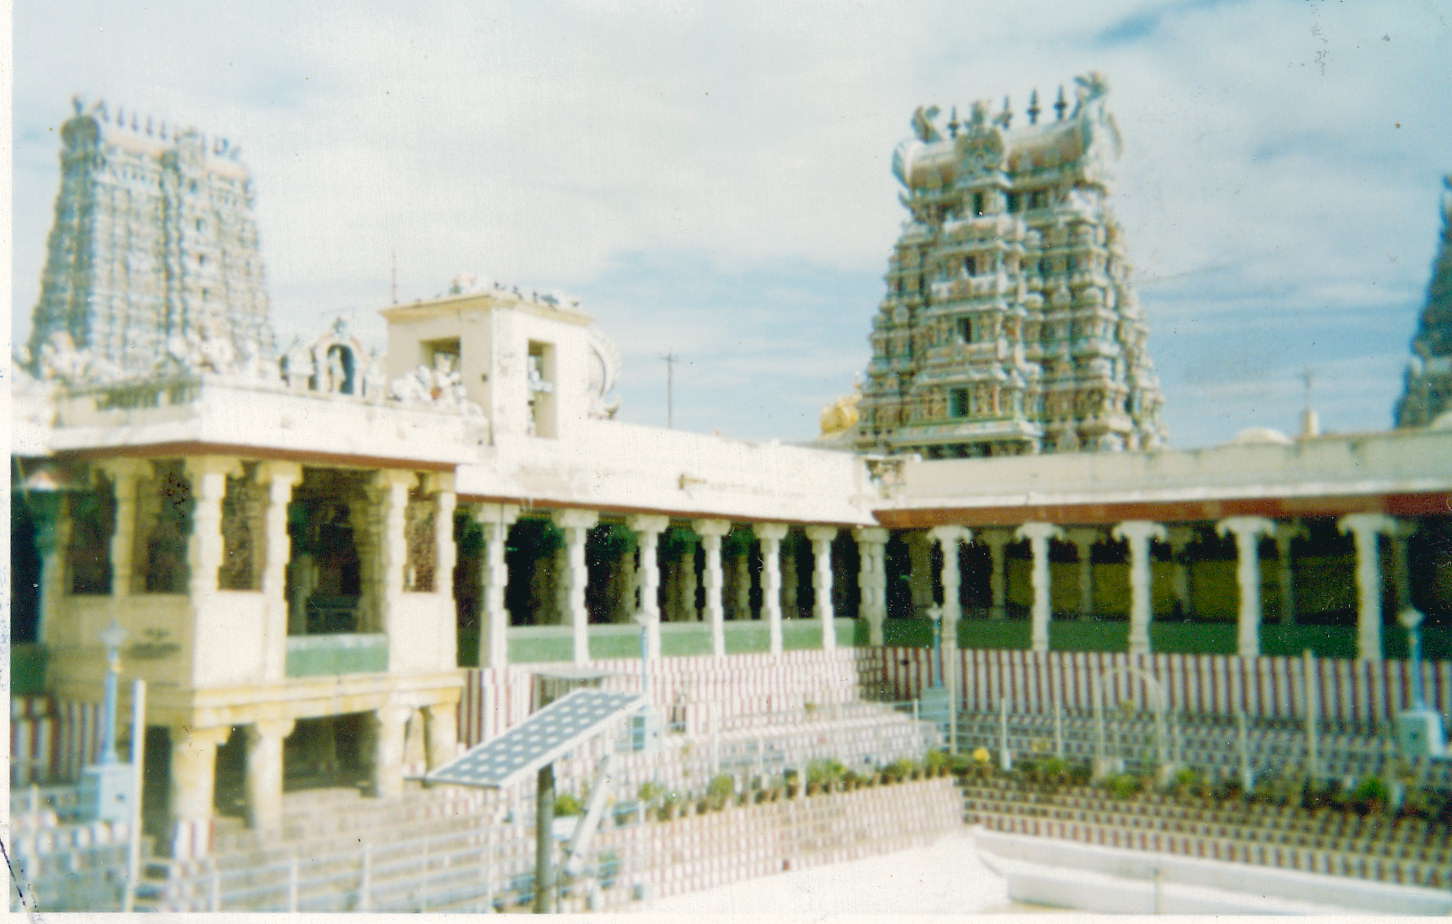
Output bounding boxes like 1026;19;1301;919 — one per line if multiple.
877;647;1452;723
10;695;106;785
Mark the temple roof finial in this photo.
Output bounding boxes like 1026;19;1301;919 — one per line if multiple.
1027;88;1041;126
947;106;960;139
1054;85;1067;121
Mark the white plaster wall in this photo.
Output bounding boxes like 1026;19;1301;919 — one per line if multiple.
47;380;486;465
894;428;1452;511
458;420;877;524
389;594;456;674
190;593;269;687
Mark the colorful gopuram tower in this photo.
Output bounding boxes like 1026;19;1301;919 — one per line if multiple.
855;73;1166;458
1394;175;1452;429
25;97;275;376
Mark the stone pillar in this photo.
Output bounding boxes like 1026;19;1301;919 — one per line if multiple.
627;515;668;661
552;510;599;665
1166;526;1197;619
1271;520;1307;625
854;527;890;646
99;459;150;600
369;703;412;799
805;527;838;650
244;719;295;832
474;504;519;671
169;725;231;855
1215;517;1274;657
429;473;457;594
424;701;459;769
1389;519;1418;613
258;462;302;682
693;519;730;657
757;524;788;655
368;470;414;635
1064;527;1099;620
29;491;68;644
678;545;699;622
781;536;800;619
1113;521;1168;656
184;456;242;600
929;526;970;650
729;545;752;621
1015;523;1064;653
907;532;935;617
1337;513;1397;661
978;529;1013;620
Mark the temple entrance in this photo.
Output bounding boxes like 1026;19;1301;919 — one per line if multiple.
283;713;371;792
141;726;171;842
285;469;371;635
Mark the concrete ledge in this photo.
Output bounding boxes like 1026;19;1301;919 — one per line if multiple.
974;827;1452;915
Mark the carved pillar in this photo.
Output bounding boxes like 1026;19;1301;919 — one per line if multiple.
254;463;302;682
29;492;68;644
677;543;699;622
474;504;519;670
552;510;599;664
1390;519;1418;613
805;526;838;650
429;473;457;592
1113;521;1168;656
694;519;730;657
929;526;970;650
169;725;231;854
1064;527;1099;620
978;529;1013;620
854;527;890;646
781;535;800;618
758;524;788;654
730;543;752;621
244;719;295;832
627;515;668;661
99;459;149;601
907;532;935;617
1338;514;1397;661
369;702;412;799
1271;520;1307;626
366;470;414;638
1215;517;1274;657
424;701;459;769
1015;523;1064;652
184;456;242;600
1165;526;1196;619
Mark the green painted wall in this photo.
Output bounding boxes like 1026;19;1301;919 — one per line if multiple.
508;631;573;663
284;636;388;677
782;620;823;651
587;631;642;661
11;643;47;694
660;625;713;656
882;618;933;647
724;622;772;654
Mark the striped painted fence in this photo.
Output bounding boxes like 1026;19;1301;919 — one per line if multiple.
877;647;1452;724
10;695;107;785
456;649;883;748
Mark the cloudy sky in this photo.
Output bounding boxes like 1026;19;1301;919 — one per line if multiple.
10;0;1450;447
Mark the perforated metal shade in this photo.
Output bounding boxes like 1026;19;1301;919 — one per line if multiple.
425;689;643;789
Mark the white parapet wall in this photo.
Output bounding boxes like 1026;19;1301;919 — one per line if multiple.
974;827;1452;915
892;427;1452;513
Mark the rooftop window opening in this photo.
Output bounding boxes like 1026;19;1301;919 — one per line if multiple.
949;386;970;419
527;340;558;438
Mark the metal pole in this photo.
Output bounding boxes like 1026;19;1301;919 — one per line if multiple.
123;679;146;912
1303;648;1319;780
998;697;1011;772
1236;709;1252;794
358;844;371;912
288;853;299;912
1054;698;1064;759
535;763;556;913
209;857;221;911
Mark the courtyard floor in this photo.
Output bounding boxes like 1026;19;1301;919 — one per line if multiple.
633;831;1069;915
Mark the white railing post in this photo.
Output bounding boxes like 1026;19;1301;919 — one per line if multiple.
208;858;221;911
998;698;1011;772
288;853;299;912
357;843;371;912
1303;648;1319;780
1054;698;1064;759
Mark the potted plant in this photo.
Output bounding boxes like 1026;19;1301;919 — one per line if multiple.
924;750;951;778
707;773;735;811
